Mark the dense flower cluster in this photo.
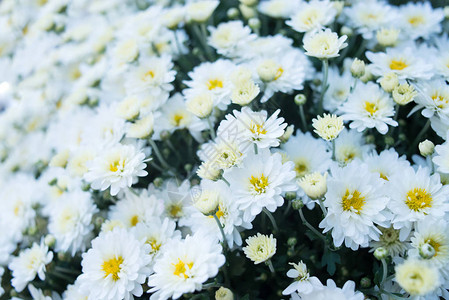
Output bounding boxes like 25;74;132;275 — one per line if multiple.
1;0;449;299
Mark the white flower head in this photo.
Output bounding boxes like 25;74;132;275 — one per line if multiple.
312;113;344;141
286;0;337;33
296;279;364;300
282;261;322;295
303;28;347;59
395;259;440;297
243;233;276;264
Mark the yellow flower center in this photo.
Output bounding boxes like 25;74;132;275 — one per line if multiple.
408;15;425;27
172;259;193;279
142;70;155;81
432;93;449;109
146;237;162;253
167;203;183;218
109;160;124;172
389;59;408;71
426;238;441;255
341;189;365;214
209;205;225;219
294;160;309;177
172;114;184;126
102;256;124;281
364;101;379;115
250;174;269;194
249;123;267;135
274;67;283;80
405;188;432;212
130;215;139;227
379;172;389;181
206;79;223;90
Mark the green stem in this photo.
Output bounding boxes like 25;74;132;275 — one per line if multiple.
221;177;230;187
299;105;307;132
331;139;336;161
409;119;430;154
298;209;326;242
148;139;171;170
318;198;327;216
254;143;258;155
380;258;388;288
262;208;278;232
207;117;216;139
318;59;329;115
213;214;228;251
266;259;276;274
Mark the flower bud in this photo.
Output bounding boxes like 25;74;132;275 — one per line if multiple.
376;28;399;47
359;67;373;83
215;287;234;300
374;247;388;260
49;149;70;168
340;26;353;37
350;58;365;78
44;234;56;247
257;59;279;82
379;72;399;93
248;18;261;30
445;6;449;19
127;114;154;139
292;199;304;210
227;8;239;19
193;188;220;216
298;172;328;200
280;125;294;143
360;277;371;288
239;4;256;19
186;92;214;118
240;0;258;6
294;94;307;106
287;237;297;247
419;243;436;259
392;83;417;105
419;139;435;157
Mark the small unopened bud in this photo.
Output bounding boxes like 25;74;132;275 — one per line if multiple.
240;0;258;6
360;277;371;288
184;164;193;173
419;139;435;157
153;177;164;187
160;130;171;141
374;247;388;260
379;72;399;93
384;136;394;146
239;4;256;19
298;172;328;200
44;234;56;247
227;8;239;19
294;94;307;106
350;58;365;78
292;199;304;210
248;18;261;30
280;125;294;143
215;287;234;300
359;67;373;83
287;237;297;247
419;243;436;259
392;83;417;105
285;191;297;201
340;26;353;37
193;189;219;216
376;28;399;47
365;134;375;144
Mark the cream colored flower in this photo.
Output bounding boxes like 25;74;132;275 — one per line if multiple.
126;114;154;139
392;82;417;105
192;188;220;216
312;114;344;141
376;28;400;47
243;233;276;264
298;172;328;200
231;80;260;106
186;92;214;118
395;259;440;296
303;28;347;59
379;72;399;93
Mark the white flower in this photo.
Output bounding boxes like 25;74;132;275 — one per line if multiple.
147;233;225;300
8;241;54;292
433;141;449;173
370;226;409;258
397;2;444;40
334;129;374;165
419;139;435;157
186;0;219;22
223;149;297;223
185;92;214;118
363;148;410;182
258;0;301;19
411;79;449;120
319;161;390;250
78;228;151;300
286;0;337;33
340;82;398;135
84;143;148;196
303;28;347;59
295;279;364;300
322;67;352;112
312;114;344;141
48;189;98;256
387;166;449;240
395;259;440;297
298;172;328;200
243;233;276;264
282;261;322;295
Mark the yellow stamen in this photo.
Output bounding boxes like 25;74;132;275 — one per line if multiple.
364;101;378;115
249;174;269;194
102;256;124;281
130;215;139;227
389;59;408;71
206;79;223;90
172;259;193;279
341;189;365;214
405;188;432;212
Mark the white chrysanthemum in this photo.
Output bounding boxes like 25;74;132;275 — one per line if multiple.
370;226;409;258
218;107;287;150
387;166;449;240
312;114;344;141
78;228;151;300
108;190;163;228
84;143;148;196
147;233;225;300
409;219;449;269
186;0;219;22
243;233;276;264
320;161;390;250
433;141;449;174
397;2;444;40
395;259;440;297
295;279;364;300
282;261;322;295
8;241;54;292
343;0;397;39
298;172;328;200
207;20;256;58
63;280;88;300
183;180;252;248
363;148;410;182
411;79;449;120
258;0;302;19
280;130;332;178
340;82;398;134
322;67;352;112
48;189;98;256
183;59;235;110
286;0;337;33
303;28;347;59
334;129;374;165
366;46;433;80
223;149;297;223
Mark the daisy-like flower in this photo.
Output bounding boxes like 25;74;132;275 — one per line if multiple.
223;149;297;223
282;261;322;295
312;113;344;141
334;129;374;165
340;82;398;134
395;259;440;297
48;189;98;256
366;46;433;80
298;172;328;200
78;228;151;300
303;28;347;59
108;190;163;228
409;219;449;269
397;2;444;40
370;226;409;257
322;67;352;112
286;0;337;33
8;241;54;292
411;79;449;120
147;233;225;300
433;141;449;174
218;106;287;151
387;166;449;240
294;279;364;300
363;148;410;182
243;233;276;264
84;143;148;196
319;161;390;250
280;130;332;178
